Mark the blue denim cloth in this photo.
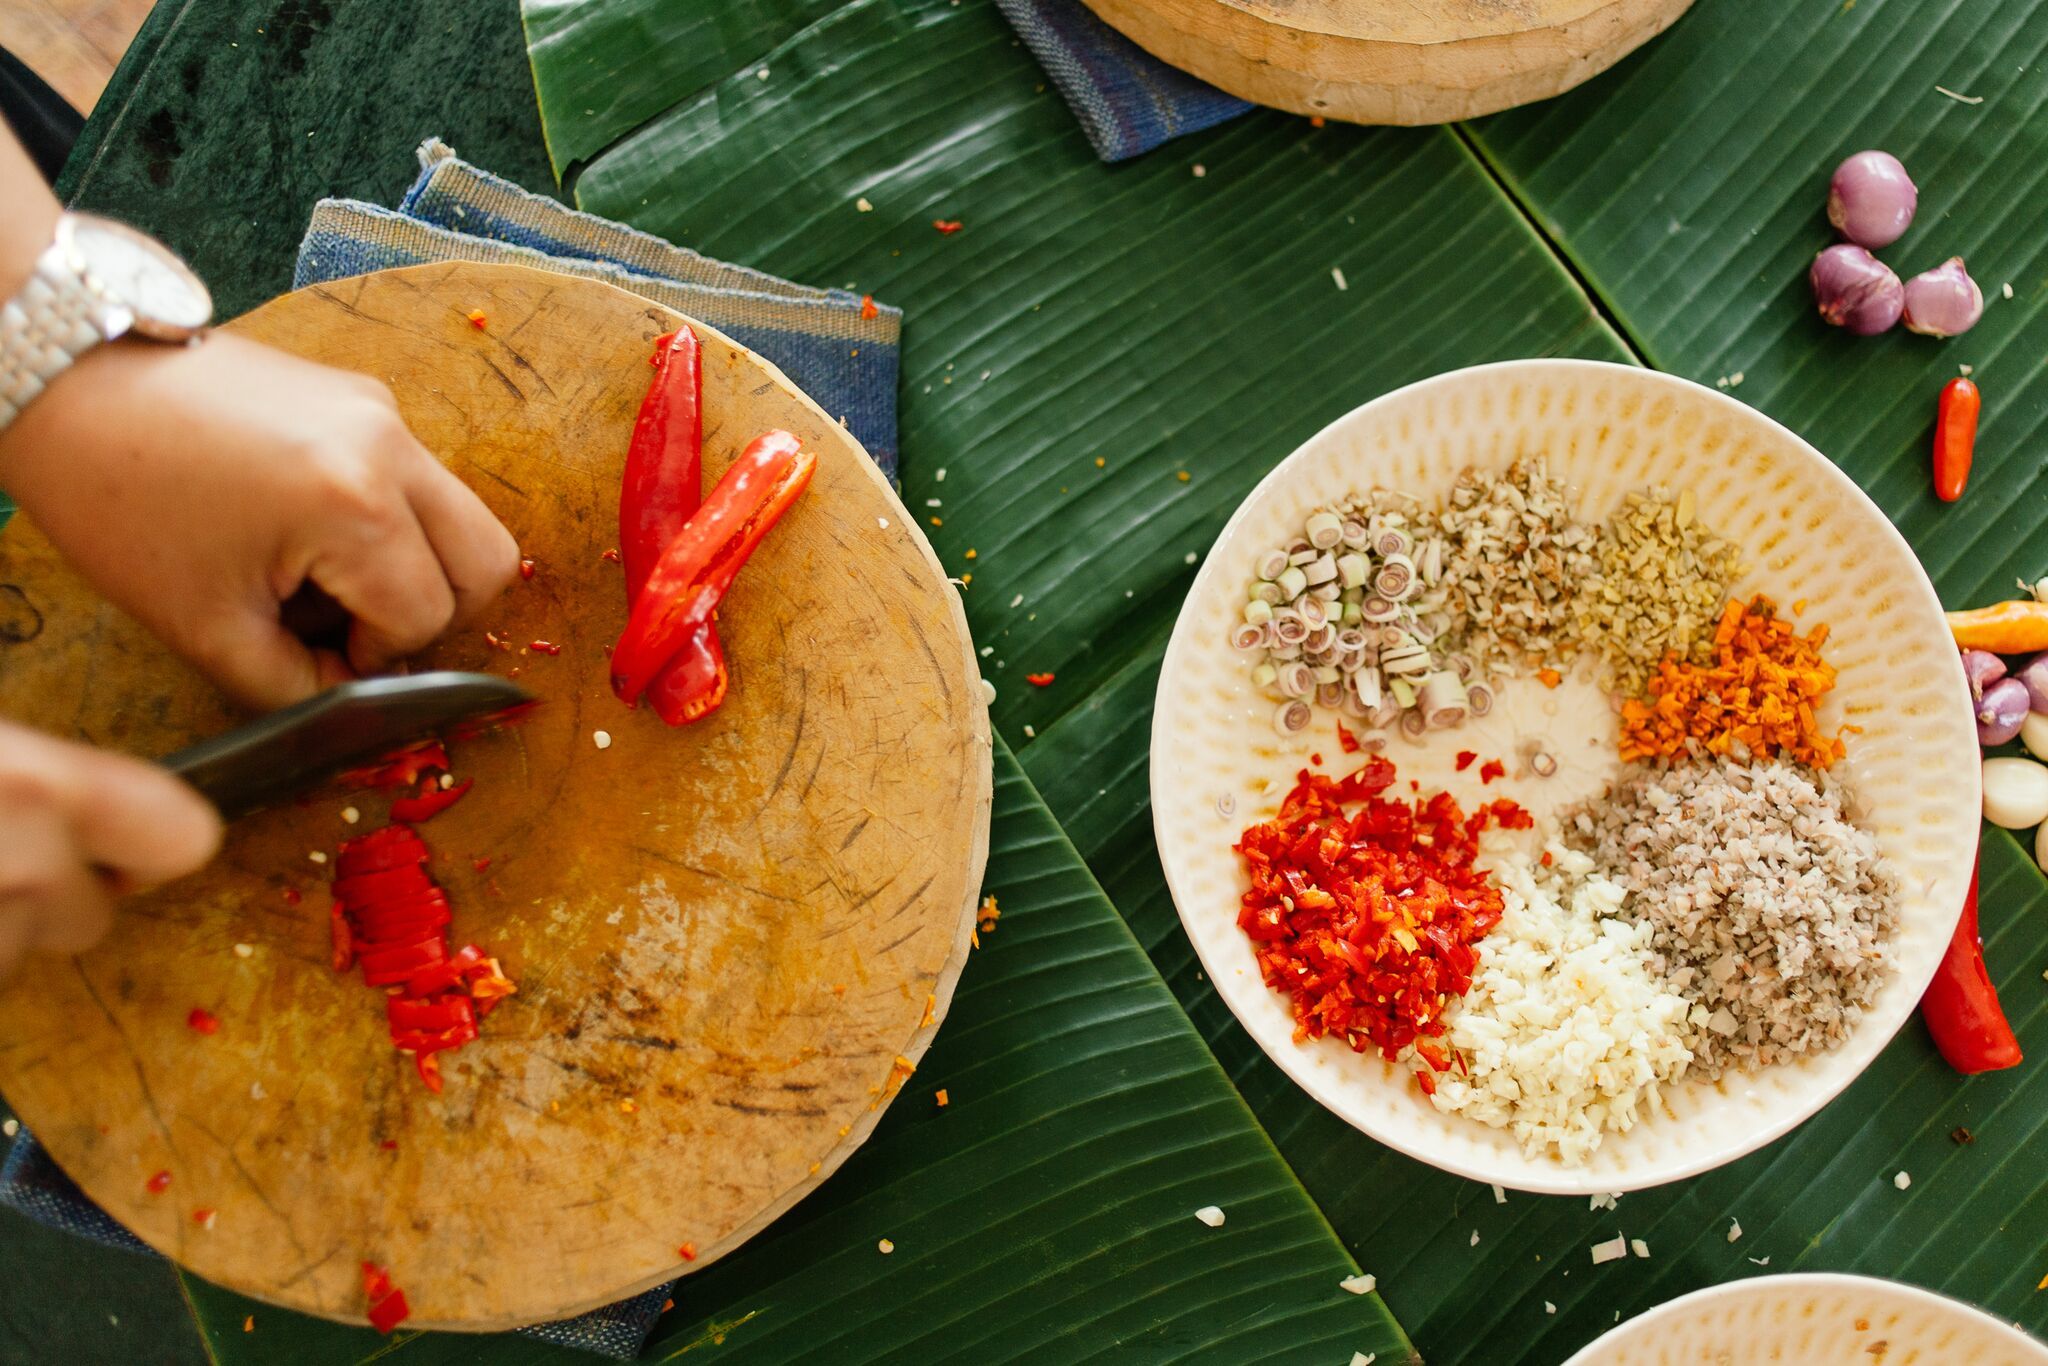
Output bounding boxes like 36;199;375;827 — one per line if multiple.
297;139;902;477
0;139;907;1359
994;0;1250;160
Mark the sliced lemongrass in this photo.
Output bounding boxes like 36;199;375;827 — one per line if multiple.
1250;580;1283;605
1250;662;1278;689
1303;623;1337;654
1316;680;1346;709
1302;647;1335;668
1277;662;1315;698
1527;747;1557;777
1287;548;1318;567
1336;626;1368;653
1374;554;1415;601
1243;597;1274;626
1302;552;1338;586
1465;682;1494;717
1368;696;1403;728
1445;652;1473;681
1419;538;1443;583
1339;518;1370;549
1381;643;1431;676
1340;600;1363;626
1339;688;1371;718
1273;699;1313;735
1373;527;1410;559
1285;537;1313;557
1311;664;1341;686
1271;608;1308;645
1399;707;1428;739
1418;670;1468;728
1360;595;1398;623
1335;552;1369;590
1305;511;1344;549
1352;666;1383;710
1309;581;1342;602
1254;547;1290;580
1231;622;1270;652
1277;566;1308;599
1268;641;1303;662
1295;596;1329;629
1390;676;1417;710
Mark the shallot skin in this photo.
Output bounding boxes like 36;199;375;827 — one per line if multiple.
1811;244;1904;335
1828;150;1917;249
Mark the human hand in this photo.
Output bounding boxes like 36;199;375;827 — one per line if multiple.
0;331;520;709
0;719;219;979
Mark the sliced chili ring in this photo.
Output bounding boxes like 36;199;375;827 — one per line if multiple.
402;945;486;997
359;938;448;987
387;993;477;1037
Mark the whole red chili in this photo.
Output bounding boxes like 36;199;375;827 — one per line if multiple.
1920;856;2021;1073
1933;376;1979;503
611;430;814;707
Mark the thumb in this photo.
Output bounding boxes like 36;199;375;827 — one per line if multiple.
63;743;223;891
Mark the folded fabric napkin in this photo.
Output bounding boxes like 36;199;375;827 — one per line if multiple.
0;137;906;1359
994;0;1250;161
301;138;902;477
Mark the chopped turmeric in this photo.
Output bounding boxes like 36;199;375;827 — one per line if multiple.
1619;596;1844;769
1536;669;1562;689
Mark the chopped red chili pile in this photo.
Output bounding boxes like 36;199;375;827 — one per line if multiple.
1233;757;1529;1065
145;1170;171;1194
932;219;963;234
1336;723;1360;754
1025;672;1055;687
1479;759;1506;785
332;818;517;1092
1454;750;1478;772
362;1261;411;1334
186;1008;219;1036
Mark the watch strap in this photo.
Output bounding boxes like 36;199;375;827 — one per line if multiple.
0;247;107;432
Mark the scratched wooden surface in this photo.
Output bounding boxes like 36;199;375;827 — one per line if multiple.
0;261;991;1331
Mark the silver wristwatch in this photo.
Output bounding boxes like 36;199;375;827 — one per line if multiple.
0;211;214;432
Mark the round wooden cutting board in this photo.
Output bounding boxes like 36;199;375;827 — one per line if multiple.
1083;0;1694;125
0;262;991;1329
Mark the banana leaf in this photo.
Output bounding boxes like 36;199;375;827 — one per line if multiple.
176;745;1410;1363
539;0;2048;1360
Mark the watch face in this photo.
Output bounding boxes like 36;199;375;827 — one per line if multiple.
64;215;213;335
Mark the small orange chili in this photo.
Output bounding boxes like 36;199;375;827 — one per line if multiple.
1933;376;1979;503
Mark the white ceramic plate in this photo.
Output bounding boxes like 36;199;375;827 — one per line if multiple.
1562;1274;2048;1365
1151;359;1978;1193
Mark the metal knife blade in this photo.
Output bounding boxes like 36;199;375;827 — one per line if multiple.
159;672;534;819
